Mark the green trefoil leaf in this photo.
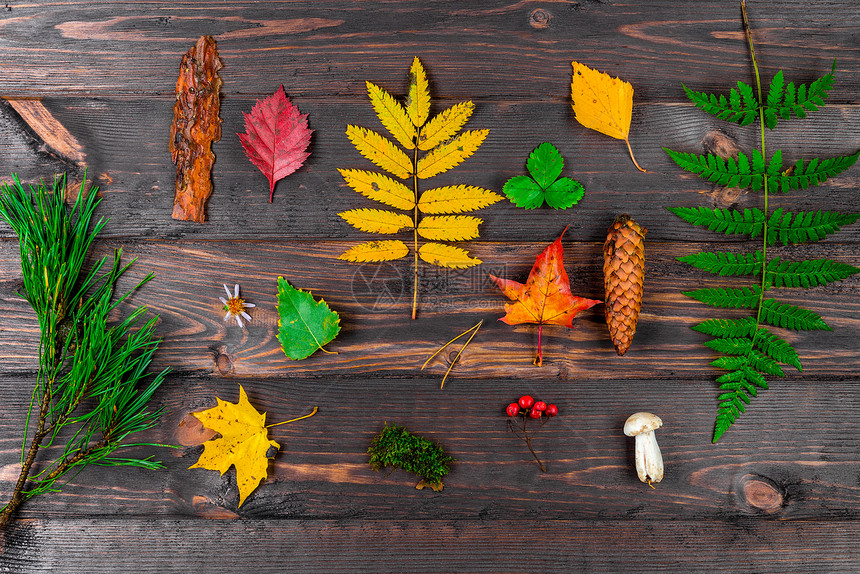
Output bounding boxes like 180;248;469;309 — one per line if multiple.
502;142;585;210
276;276;341;360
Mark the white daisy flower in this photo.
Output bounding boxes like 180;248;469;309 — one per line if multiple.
219;283;256;328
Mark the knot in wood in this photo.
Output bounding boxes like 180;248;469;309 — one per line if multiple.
739;474;785;513
215;352;233;374
529;8;552;29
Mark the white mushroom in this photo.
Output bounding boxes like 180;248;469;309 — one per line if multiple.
623;412;664;486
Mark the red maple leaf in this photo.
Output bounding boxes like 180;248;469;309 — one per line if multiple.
238;85;312;202
490;227;601;366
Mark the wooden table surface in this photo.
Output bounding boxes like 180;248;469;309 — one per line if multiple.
1;1;859;572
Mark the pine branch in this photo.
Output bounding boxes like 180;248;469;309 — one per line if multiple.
0;175;168;529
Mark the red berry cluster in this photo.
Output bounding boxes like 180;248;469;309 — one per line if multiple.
506;395;558;420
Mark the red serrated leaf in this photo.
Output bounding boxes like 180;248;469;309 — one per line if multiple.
238;85;312;202
490;226;601;366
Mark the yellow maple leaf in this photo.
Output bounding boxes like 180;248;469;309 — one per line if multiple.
570;61;645;172
189;385;317;507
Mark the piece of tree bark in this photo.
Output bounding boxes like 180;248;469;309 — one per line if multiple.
169;35;222;223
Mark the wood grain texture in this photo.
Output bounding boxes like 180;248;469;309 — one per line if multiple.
1;98;859;242
3;518;860;573
0;239;856;378
1;1;859;570
1;375;860;521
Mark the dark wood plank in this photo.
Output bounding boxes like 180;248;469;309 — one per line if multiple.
3;518;860;573
2;97;859;243
0;239;855;378
1;1;860;101
2;376;860;520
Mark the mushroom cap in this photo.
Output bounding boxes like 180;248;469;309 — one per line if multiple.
623;412;663;436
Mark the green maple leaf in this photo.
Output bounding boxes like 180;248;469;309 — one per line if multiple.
502;142;585;209
276;276;341;360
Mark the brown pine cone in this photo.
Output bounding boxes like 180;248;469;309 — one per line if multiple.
603;214;647;356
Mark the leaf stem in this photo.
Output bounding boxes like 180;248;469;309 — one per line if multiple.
742;0;769;350
625;138;647;173
421;320;483;389
267;406;319;428
412;138;420;320
534;324;543;367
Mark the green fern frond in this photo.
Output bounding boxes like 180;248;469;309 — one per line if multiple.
679;251;760;276
683;80;758;125
667;206;765;238
683;286;760;309
766;208;860;245
714;363;770;442
684;62;836;130
760;298;832;331
711;350;784;377
693;317;758;338
704;337;752;355
766;257;859;288
753;327;802;371
664;148;857;194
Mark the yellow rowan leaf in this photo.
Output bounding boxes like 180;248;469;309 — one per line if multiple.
418;101;474;151
346;125;413;179
570;61;644;172
367;81;416;150
338;169;415;210
417;215;482;241
418;185;502;214
406;56;431;128
339;240;409;262
189;385;280;508
416;129;488;179
419;242;482;268
340;208;413;234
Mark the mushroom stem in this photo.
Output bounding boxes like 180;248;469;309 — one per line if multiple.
634;429;663;484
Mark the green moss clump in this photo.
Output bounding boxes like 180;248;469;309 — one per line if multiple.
368;423;453;489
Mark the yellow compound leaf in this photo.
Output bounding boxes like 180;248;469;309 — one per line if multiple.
340;208;413;234
419;242;482;268
338;169;415;211
417;215;482;241
189;385;280;508
570;61;644;172
418;101;474;151
416;129;488;179
367;81;416;150
339;240;410;262
406;56;431;128
418;185;502;214
346;125;413;179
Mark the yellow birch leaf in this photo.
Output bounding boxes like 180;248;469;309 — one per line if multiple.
340;208;413;234
417;215;482;241
418;101;474;151
570;61;645;172
418;185;502;214
416;129;488;179
367;81;416;150
419;242;482;268
189;384;280;508
338;169;415;210
406;56;430;128
346;125;413;179
340;240;409;262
